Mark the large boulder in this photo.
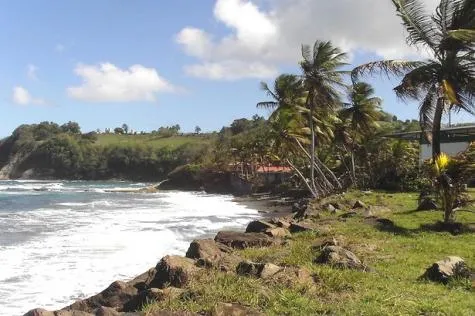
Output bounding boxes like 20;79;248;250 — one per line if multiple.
65;281;139;313
185;239;240;271
214;231;277;249
245;220;276;233
315;246;369;271
421;256;472;284
212;303;263;316
126;267;157;291
151;256;200;289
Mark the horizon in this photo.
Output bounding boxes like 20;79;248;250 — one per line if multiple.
1;0;474;137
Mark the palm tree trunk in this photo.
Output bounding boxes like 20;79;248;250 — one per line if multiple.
432;98;444;159
309;104;317;194
295;139;335;192
286;159;317;198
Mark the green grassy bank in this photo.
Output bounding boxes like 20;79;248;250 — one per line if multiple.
145;190;475;315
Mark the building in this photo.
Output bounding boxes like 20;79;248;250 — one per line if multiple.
387;125;475;161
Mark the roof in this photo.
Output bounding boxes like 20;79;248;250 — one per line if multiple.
386;125;475;143
256;166;292;173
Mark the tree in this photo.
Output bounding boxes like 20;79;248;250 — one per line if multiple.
340;82;382;182
114;127;124;134
300;40;347;196
195;126;202;134
352;0;475;160
122;123;129;134
258;73;342;197
61;121;81;134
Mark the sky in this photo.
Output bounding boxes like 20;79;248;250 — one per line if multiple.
0;0;474;136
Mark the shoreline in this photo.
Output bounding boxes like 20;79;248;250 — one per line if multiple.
19;188;296;316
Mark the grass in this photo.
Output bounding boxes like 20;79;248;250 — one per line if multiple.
95;134;214;150
144;190;475;315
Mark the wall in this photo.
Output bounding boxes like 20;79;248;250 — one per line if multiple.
420;142;470;161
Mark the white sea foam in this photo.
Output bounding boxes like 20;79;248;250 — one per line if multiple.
0;183;260;316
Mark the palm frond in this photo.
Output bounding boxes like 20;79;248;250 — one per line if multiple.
418;85;438;139
351;60;424;82
392;0;440;50
447;29;475;42
256;101;278;110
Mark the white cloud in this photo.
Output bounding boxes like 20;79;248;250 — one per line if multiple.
27;64;38;80
55;43;65;53
67;63;175;102
12;86;46;106
184;61;278;80
176;0;439;80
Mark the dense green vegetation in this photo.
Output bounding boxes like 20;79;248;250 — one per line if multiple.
0;121;214;180
144;190;475;315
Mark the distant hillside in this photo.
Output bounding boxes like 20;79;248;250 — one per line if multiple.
0;122;214;181
95;134;213;150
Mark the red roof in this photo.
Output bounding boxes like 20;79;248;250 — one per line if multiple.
256;166;292;173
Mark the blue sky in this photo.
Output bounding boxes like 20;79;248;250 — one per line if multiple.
0;0;473;137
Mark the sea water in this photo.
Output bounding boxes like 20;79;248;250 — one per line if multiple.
0;180;260;316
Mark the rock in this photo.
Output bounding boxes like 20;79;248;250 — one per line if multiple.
421;256;472;284
127;287;185;311
245;220;276;233
325;204;336;213
24;310;93;316
151;256;199;289
417;199;438;211
214;231;277;249
236;261;282;279
315;246;369;271
212;303;263;316
362;208;374;218
185;239;239;271
127;267;157;291
339;211;358;219
275;219;291;229
268;267;314;287
65;280;139;313
259;263;283;279
147;311;197;316
352;200;367;209
24;310;56;316
314;237;340;249
289;222;317;233
264;227;291;238
236;261;263;277
94;307;121;316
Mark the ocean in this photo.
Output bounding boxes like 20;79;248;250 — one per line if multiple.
0;180;260;316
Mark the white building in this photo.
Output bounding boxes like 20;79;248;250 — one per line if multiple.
388;125;475;161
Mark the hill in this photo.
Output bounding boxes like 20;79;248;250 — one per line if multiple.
0;122;214;181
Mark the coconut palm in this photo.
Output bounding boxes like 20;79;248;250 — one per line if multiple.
300;40;348;194
340;82;382;182
352;0;475;159
257;73;342;196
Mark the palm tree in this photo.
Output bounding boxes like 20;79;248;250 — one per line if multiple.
340;82;382;183
300;41;348;194
352;0;475;160
257;73;342;197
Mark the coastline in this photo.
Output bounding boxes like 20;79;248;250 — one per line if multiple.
20;187;296;316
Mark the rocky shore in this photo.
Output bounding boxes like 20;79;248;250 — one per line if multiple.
23;193;475;316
